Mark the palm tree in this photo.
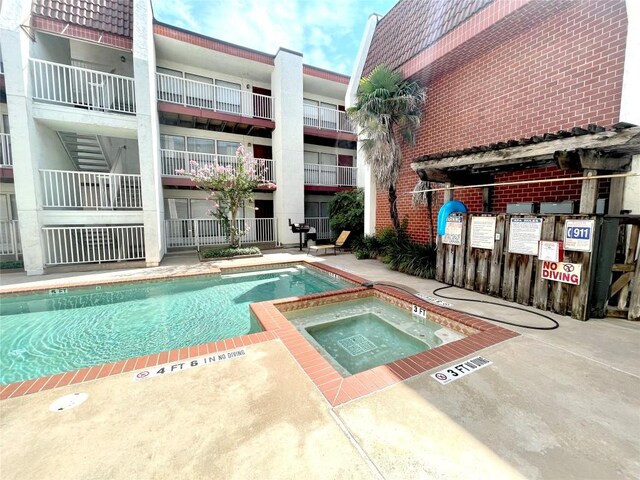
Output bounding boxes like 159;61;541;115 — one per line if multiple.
348;64;426;232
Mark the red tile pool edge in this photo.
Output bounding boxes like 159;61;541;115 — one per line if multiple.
0;262;518;403
0;331;279;401
251;280;519;407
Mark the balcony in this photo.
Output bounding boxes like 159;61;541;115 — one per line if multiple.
156;73;273;121
30;59;136;114
165;218;277;248
304;164;357;187
160;149;275;183
303;105;354;134
43;225;145;266
0;220;21;258
0;133;11;167
40;170;142;210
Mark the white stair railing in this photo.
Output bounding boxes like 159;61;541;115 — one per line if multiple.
0;220;20;258
43;225;145;265
305;217;332;240
0;133;12;167
303;164;357;186
165;218;276;248
303;105;354;133
160;149;275;183
31;59;136;114
41;170;142;209
156;73;273;120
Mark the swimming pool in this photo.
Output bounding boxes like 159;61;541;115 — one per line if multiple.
286;297;465;375
0;265;352;384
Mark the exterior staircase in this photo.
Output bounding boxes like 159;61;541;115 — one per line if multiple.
57;132;111;173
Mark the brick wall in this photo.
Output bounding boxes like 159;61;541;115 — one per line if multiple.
374;0;627;240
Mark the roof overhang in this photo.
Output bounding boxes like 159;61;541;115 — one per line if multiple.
411;126;640;184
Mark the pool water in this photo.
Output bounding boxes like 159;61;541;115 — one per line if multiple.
286;297;464;375
0;266;351;384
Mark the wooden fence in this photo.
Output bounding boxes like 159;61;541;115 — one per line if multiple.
436;213;603;320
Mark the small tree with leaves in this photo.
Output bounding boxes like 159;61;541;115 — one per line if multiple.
177;145;275;247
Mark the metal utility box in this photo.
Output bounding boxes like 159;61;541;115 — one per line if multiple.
539;201;575;214
506;202;537;214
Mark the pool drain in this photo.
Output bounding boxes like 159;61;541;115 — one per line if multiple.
49;393;88;412
337;335;377;356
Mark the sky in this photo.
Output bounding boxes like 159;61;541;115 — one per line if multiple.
151;0;398;75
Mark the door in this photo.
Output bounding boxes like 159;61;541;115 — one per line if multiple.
254;200;274;242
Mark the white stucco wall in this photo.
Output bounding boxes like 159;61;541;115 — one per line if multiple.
621;0;640;215
347;14;379;235
133;0;165;264
271;48;305;244
1;0;46;274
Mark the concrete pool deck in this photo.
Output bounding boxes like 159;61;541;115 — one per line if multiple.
1;250;639;479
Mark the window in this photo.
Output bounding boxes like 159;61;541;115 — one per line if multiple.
0;115;10;166
304;202;329;218
217;140;241;157
303;98;319;127
187;137;214;154
185;73;214;108
319;102;337;130
164;198;189;220
160;135;185;151
156;67;183;102
215;80;242;114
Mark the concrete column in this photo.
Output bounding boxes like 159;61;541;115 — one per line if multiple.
346;14;380;236
133;0;164;265
271;48;304;245
0;0;46;274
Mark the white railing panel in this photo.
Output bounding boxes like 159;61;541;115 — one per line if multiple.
40;170;142;209
305;217;332;240
156;73;273;120
160;150;275;183
303;164;357;187
0;220;21;257
43;225;145;265
30;59;136;114
303;105;354;133
0;133;12;167
165;218;276;249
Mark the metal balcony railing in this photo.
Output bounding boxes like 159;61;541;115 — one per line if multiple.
303;105;354;133
43;225;145;265
160;149;275;183
30;59;136;114
304;217;332;240
303;163;357;187
40;170;142;210
165;218;277;248
0;133;12;167
0;220;21;258
156;73;273;120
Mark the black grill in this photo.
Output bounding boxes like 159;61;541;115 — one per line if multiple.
289;219;311;251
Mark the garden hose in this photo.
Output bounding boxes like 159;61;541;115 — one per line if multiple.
362;281;559;330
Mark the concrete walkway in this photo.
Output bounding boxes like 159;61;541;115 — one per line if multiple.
1;250;639;479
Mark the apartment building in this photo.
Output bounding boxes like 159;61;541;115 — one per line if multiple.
0;0;358;275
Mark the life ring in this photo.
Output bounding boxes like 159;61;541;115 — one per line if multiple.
437;201;467;236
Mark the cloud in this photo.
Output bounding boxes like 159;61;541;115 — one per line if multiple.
152;0;396;74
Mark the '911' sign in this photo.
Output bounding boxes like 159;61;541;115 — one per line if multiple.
564;219;595;252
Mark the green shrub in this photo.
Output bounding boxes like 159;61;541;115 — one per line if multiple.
0;260;24;270
328;189;364;241
385;237;436;279
352;224;436;279
200;246;261;259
